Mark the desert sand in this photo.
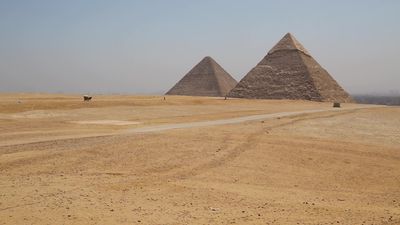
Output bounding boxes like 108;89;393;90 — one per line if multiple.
0;94;399;225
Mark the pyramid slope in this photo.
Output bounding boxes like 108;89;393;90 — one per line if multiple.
228;33;353;102
166;56;237;97
299;54;353;102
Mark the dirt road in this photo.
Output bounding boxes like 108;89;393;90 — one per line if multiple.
1;105;377;147
127;105;378;133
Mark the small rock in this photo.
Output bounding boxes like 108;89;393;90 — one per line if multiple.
210;207;219;212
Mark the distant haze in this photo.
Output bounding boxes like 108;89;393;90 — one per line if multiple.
0;1;399;95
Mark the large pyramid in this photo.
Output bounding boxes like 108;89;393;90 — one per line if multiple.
228;33;353;102
166;56;238;97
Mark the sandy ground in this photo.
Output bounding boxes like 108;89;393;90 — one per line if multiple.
0;94;399;225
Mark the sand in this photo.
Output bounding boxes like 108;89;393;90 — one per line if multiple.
0;94;399;225
71;120;141;126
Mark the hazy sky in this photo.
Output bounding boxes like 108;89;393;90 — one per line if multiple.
0;0;399;95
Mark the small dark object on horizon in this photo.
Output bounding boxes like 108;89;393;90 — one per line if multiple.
333;102;341;108
83;95;92;102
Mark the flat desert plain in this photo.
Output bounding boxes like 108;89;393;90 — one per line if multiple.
0;94;399;225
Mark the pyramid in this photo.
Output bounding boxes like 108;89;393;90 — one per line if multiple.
166;56;238;97
228;33;353;102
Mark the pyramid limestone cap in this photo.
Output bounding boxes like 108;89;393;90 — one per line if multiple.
201;56;215;64
268;33;310;55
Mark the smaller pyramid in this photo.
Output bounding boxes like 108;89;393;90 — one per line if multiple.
166;56;238;97
228;33;353;102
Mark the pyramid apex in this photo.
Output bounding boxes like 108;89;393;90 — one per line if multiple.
285;32;293;36
268;33;310;55
203;56;215;61
285;32;298;40
201;56;216;64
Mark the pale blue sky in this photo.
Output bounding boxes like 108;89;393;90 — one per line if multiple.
0;0;399;94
